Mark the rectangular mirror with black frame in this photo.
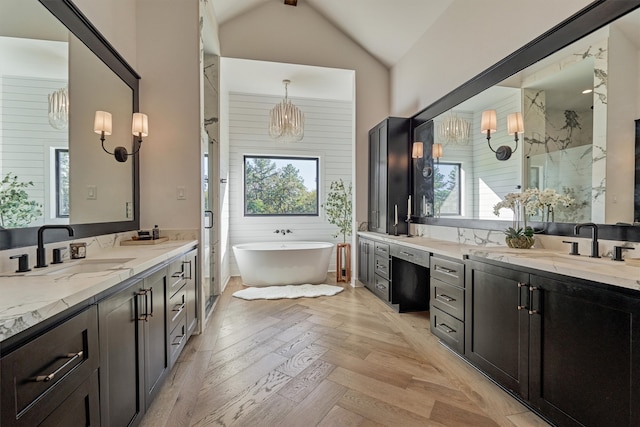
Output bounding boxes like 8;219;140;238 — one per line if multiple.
412;0;640;241
0;0;140;249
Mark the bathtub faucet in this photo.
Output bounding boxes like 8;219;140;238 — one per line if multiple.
274;229;292;235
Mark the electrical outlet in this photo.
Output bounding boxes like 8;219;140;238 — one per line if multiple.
177;186;186;200
87;185;97;200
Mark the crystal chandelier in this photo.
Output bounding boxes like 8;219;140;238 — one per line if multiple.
48;86;69;130
437;111;469;145
268;79;304;142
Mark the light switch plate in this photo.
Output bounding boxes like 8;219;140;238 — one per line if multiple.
87;185;97;200
177;186;186;200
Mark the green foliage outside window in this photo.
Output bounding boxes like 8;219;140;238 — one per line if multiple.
244;156;318;215
0;172;43;228
434;164;459;216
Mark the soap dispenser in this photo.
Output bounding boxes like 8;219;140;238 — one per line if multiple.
152;225;160;240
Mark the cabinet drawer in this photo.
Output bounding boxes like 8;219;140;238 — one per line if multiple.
169;285;187;331
1;306;99;426
430;307;464;354
374;255;390;279
430;278;464;321
391;245;429;267
169;317;187;366
374;242;390;258
372;274;390;302
431;256;464;287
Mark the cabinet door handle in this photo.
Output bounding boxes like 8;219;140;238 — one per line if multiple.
148;287;154;318
437;293;455;302
34;351;84;382
400;251;414;257
517;282;528;310
137;289;149;321
435;265;456;275
529;286;540;315
182;260;193;280
437;323;456;334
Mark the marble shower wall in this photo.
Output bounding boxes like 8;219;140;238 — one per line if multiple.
522;38;608;224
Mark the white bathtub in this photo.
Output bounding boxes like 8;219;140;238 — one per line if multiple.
232;241;334;286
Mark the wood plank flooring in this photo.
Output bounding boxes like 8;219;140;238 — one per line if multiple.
141;277;549;427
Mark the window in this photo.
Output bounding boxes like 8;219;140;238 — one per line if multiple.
55;149;69;218
244;155;318;216
434;162;461;216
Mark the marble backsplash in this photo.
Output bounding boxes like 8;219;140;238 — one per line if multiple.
412;223;640;260
0;228;199;274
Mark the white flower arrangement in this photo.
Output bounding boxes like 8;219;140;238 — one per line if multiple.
493;188;574;226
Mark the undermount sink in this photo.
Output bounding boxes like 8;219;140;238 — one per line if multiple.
28;258;135;276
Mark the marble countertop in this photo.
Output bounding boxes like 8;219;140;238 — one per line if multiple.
0;240;198;344
358;232;640;292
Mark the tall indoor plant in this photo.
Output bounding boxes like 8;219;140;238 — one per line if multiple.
323;179;353;281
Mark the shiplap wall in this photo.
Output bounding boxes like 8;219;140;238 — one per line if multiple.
471;92;522;220
228;92;353;276
2;76;68;226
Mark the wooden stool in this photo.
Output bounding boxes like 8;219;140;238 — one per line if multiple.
336;243;351;282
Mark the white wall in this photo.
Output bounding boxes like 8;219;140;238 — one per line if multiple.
227;92;353;276
390;0;593;118
218;1;388;226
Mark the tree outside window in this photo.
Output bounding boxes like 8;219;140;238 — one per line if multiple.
434;162;461;216
244;156;318;216
56;149;69;218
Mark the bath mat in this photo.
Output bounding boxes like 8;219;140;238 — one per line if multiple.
233;284;343;300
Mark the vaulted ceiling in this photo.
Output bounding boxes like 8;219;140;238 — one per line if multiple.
210;0;453;68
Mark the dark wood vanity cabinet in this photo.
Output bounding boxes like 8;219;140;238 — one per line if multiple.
357;237;375;288
430;255;465;354
368;117;410;234
167;249;198;367
465;257;640;427
1;306;100;427
98;267;168;427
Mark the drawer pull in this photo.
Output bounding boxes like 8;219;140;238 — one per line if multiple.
172;334;186;346
435;265;456;275
172;271;185;279
172;302;186;312
34;351;83;382
437;293;455;302
182;260;193;280
400;251;414;257
436;323;456;334
375;284;386;291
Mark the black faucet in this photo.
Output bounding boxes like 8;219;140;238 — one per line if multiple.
35;225;74;268
574;222;600;258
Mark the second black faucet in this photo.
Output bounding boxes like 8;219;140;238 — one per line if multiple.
574;222;600;258
35;225;75;268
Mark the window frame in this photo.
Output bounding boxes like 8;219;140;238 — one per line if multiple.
55;148;69;218
243;154;320;217
434;161;462;217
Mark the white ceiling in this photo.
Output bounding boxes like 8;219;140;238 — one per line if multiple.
211;0;453;68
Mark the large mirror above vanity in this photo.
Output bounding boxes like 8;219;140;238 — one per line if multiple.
413;0;640;240
0;0;140;248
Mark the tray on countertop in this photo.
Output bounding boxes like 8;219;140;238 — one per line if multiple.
121;237;169;246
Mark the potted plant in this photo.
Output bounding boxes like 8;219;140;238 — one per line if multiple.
493;190;535;249
0;172;43;228
323;179;352;281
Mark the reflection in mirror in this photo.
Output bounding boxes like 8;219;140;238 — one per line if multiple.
423;7;640;226
0;0;134;230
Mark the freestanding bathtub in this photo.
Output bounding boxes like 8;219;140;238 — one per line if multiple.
232;241;334;286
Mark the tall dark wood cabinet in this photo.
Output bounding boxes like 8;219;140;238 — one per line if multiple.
98;267;168;427
368;117;410;234
465;257;640;427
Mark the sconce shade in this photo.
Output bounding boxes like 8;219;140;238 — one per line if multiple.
94;111;112;135
432;142;443;160
480;110;497;135
132;112;149;137
412;142;424;158
507;112;524;135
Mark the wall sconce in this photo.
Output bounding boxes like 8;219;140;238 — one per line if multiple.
94;111;148;162
481;109;521;161
432;142;443;164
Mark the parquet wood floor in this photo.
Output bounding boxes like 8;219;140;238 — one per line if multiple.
141;277;550;427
